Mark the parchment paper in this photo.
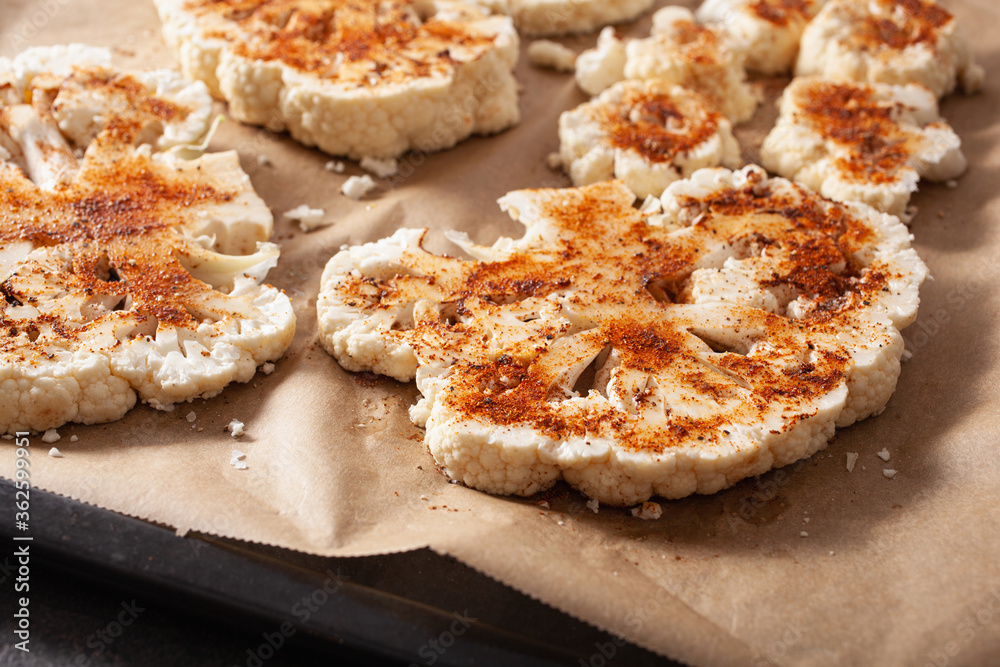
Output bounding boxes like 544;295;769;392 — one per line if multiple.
3;0;1000;664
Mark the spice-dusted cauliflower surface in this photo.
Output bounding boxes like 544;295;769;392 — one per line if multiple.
696;0;827;74
761;76;966;218
318;166;927;505
796;0;983;97
0;46;295;434
485;0;654;36
577;7;760;122
153;0;520;160
558;79;741;199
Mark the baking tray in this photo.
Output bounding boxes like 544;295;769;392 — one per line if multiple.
0;479;678;666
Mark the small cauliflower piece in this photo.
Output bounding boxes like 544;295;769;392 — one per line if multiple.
228;420;245;437
487;0;654;36
630;501;662;520
796;0;984;97
696;0;826;74
0;46;295;435
318;166;927;505
761;77;967;217
528;40;577;72
559;79;741;198
359;157;399;178
42;429;61;444
342;175;377;201
575;27;628;96
48;447;64;457
153;0;520;160
284;204;328;232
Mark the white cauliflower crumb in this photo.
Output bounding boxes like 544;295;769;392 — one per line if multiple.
256;154;271;167
630;501;663;520
233;460;248;470
230;449;246;461
48;447;63;457
283;204;328;231
586;498;600;513
261;362;275;375
883;469;898;479
70;435;78;442
42;429;61;444
528;40;576;72
420;494;429;501
186;411;197;423
539;501;550;509
877;448;891;461
800;531;809;537
545;152;562;170
846;452;859;472
228;419;245;437
325;160;346;173
359;156;399;178
341;175;377;200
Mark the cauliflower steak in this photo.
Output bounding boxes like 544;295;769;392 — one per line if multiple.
761;76;966;218
0;46;295;434
559;79;741;199
154;0;520;159
318;166;927;505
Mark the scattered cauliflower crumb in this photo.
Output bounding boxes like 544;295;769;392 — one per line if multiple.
586;498;600;513
803;517;810;523
846;452;859;472
539;501;550;509
341;175;377;200
946;179;958;189
233;461;248;470
48;447;63;457
359;156;399;178
42;429;61;444
630;501;663;520
230;449;247;469
877;448;891;461
901;348;913;362
261;362;276;375
528;40;577;72
228;419;245;437
546;152;562;170
283;204;328;231
883;469;898;479
800;531;809;537
186;411;197;423
256;154;271;167
70;435;79;442
420;494;429;501
325;160;346;173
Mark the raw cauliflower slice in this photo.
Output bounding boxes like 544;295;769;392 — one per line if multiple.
761;77;966;217
0;46;295;434
153;0;520;160
558;79;741;198
576;7;760;123
796;0;984;97
317;165;927;505
696;0;827;74
485;0;654;36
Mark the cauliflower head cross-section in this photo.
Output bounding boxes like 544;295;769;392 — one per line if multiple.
761;76;966;218
154;0;521;160
0;46;294;434
318;166;927;505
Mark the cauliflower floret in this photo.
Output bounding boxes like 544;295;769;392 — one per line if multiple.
761;77;966;217
486;0;654;36
622;7;760;123
696;0;826;74
153;0;520;159
318;166;926;505
796;0;984;97
527;40;576;72
558;79;742;198
0;46;295;434
575;27;628;96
